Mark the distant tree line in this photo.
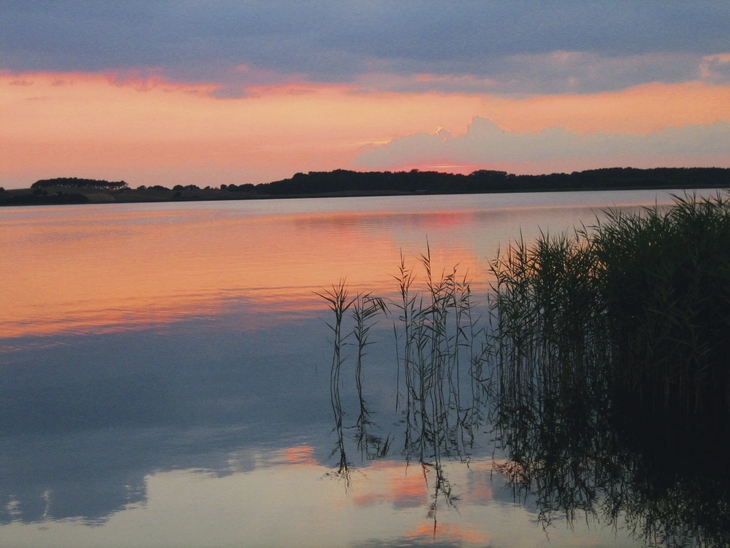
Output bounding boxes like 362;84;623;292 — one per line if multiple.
254;168;730;196
3;168;729;207
31;177;128;190
3;191;89;205
221;183;256;192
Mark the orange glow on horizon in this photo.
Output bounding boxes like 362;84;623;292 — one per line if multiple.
0;71;481;187
480;81;730;135
3;71;729;188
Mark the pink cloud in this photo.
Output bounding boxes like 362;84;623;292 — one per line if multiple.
353;117;730;174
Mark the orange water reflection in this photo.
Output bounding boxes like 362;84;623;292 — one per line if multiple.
352;461;428;509
0;202;489;339
405;522;491;545
3;192;687;340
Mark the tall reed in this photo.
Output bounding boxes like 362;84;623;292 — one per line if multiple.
316;279;356;480
489;193;730;545
388;247;484;464
320;193;730;542
592;193;730;418
351;292;390;460
319;252;486;516
490;193;730;424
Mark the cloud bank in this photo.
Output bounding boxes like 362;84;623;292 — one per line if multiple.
2;1;730;95
353;117;730;173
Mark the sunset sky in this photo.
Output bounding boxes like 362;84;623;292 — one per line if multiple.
2;1;730;189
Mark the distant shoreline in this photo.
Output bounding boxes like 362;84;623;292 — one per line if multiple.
2;167;729;207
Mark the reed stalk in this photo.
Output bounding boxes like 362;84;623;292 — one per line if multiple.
320;193;730;543
316;279;356;481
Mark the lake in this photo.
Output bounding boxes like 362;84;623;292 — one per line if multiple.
0;190;724;547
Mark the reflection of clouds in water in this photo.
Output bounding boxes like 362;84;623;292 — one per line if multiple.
0;287;329;340
284;446;318;466
389;471;427;510
0;431;148;525
463;462;493;505
1;313;329;434
404;522;491;545
351;461;428;509
0;314;331;525
355;523;491;548
257;445;320;468
1;194;695;545
0;430;323;525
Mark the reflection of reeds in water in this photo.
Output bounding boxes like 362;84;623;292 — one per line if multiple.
391;248;483;528
490;194;730;546
321;251;488;528
318;281;391;485
392;246;484;466
352;292;390;460
316;279;355;483
322;194;730;545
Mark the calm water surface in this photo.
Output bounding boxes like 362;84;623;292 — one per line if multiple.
0;190;718;547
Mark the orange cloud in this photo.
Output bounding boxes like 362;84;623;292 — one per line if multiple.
1;71;483;188
480;82;730;135
3;71;728;189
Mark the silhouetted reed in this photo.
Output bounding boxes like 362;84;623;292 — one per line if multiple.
321;194;730;544
490;193;730;546
351;292;390;461
593;194;730;419
320;252;487;529
392;246;484;465
490;193;730;428
316;279;356;483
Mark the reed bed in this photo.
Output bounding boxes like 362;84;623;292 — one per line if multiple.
321;193;730;544
489;193;730;546
593;194;730;418
491;193;730;423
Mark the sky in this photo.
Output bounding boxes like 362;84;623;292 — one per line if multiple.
1;1;730;189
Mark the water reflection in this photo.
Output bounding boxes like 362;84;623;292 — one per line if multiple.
0;200;489;339
322;254;493;534
490;198;730;547
2;193;715;546
0;193;683;339
494;349;730;546
325;234;730;546
0;310;331;527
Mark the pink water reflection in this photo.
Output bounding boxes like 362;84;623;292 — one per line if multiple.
1;191;690;338
0;201;489;338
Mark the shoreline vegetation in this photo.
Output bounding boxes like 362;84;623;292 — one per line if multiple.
1;167;729;206
322;194;730;544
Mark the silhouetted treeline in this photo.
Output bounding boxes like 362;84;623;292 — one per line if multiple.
221;183;256;193
3;167;730;207
4;191;89;205
31;177;128;190
257;167;730;196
